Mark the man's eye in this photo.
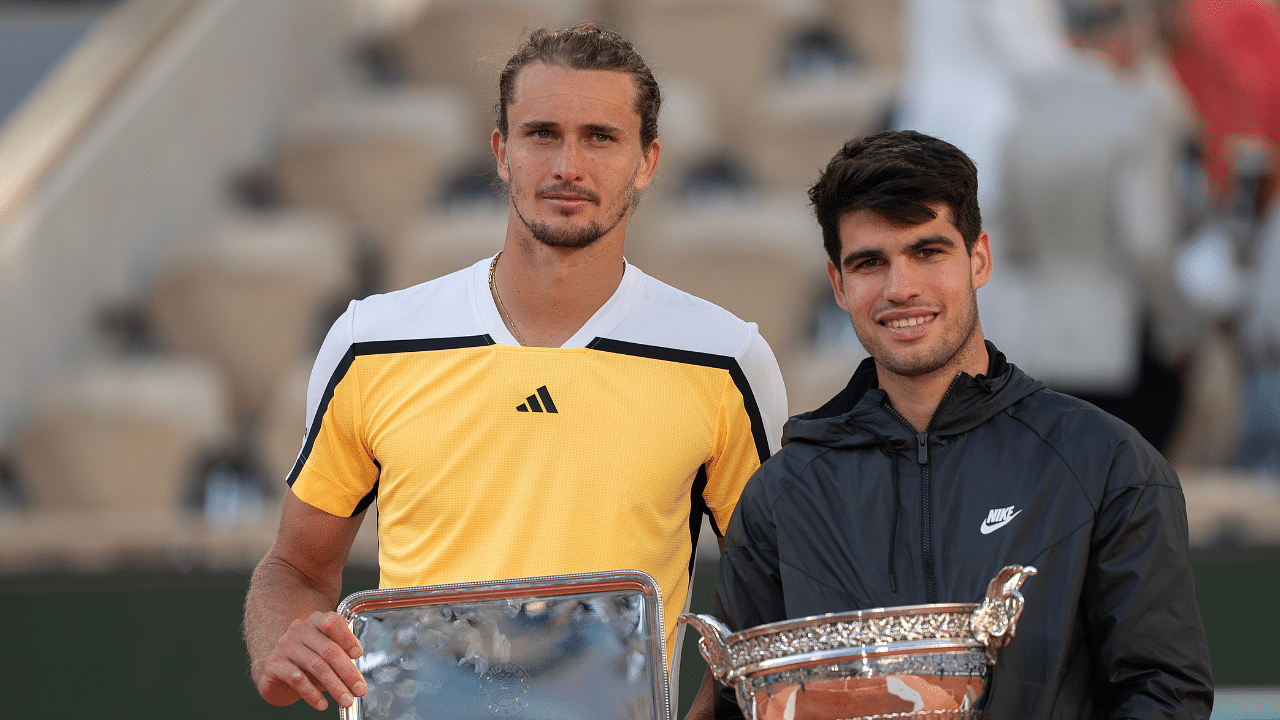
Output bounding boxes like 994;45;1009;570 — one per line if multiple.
593;133;612;142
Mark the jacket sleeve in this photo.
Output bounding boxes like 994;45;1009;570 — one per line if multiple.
1084;439;1214;720
716;467;788;632
711;469;788;720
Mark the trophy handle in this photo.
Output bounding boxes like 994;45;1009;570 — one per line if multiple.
971;565;1037;662
678;613;734;682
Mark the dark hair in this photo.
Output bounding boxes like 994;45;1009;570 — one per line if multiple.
496;23;661;150
809;130;982;265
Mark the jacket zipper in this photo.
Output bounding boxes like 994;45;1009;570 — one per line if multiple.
883;373;963;604
918;434;935;602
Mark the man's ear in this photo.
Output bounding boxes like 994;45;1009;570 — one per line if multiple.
971;231;992;290
826;258;849;313
634;138;661;191
492;128;510;182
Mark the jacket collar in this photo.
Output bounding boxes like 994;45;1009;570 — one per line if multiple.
782;341;1043;450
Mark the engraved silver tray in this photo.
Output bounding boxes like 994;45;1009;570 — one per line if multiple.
337;570;670;720
680;565;1036;720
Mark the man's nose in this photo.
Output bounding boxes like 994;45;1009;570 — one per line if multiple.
552;140;585;182
883;262;922;303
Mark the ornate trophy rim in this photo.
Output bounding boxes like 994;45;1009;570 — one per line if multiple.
679;565;1037;720
702;605;988;686
723;601;984;644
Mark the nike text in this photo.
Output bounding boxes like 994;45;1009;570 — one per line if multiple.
980;505;1022;534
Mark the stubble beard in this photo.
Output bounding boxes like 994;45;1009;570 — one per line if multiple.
857;286;981;379
510;183;635;250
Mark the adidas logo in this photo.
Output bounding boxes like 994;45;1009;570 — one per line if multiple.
516;386;559;413
979;505;1022;535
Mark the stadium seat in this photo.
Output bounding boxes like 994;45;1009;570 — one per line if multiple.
629;192;827;373
15;357;232;512
272;87;473;258
643;78;726;198
148;209;354;422
260;360;309;488
386;204;506;293
828;0;905;73
621;0;787;148
390;0;592;105
742;58;899;191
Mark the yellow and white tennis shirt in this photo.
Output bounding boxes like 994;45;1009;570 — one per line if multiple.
287;255;787;665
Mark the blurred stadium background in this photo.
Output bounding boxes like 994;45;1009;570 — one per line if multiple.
0;0;1277;717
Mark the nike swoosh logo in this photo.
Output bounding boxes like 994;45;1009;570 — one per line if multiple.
980;509;1023;534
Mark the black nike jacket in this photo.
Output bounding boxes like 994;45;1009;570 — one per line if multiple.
713;342;1213;720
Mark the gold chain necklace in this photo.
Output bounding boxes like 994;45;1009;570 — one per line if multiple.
488;252;525;346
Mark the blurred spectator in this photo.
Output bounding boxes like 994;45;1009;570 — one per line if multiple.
894;0;1070;237
1154;0;1280;475
1156;0;1280;212
996;0;1191;452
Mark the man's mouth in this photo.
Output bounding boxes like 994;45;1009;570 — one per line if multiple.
537;183;599;204
883;314;936;329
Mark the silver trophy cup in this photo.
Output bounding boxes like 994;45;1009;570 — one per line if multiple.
680;565;1036;720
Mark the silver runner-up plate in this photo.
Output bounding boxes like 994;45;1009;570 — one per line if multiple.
336;570;671;720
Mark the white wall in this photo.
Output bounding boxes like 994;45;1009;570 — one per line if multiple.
0;0;355;447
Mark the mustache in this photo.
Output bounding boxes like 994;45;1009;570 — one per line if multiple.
535;182;600;203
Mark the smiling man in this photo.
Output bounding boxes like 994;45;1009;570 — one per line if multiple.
242;24;787;717
712;130;1213;720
